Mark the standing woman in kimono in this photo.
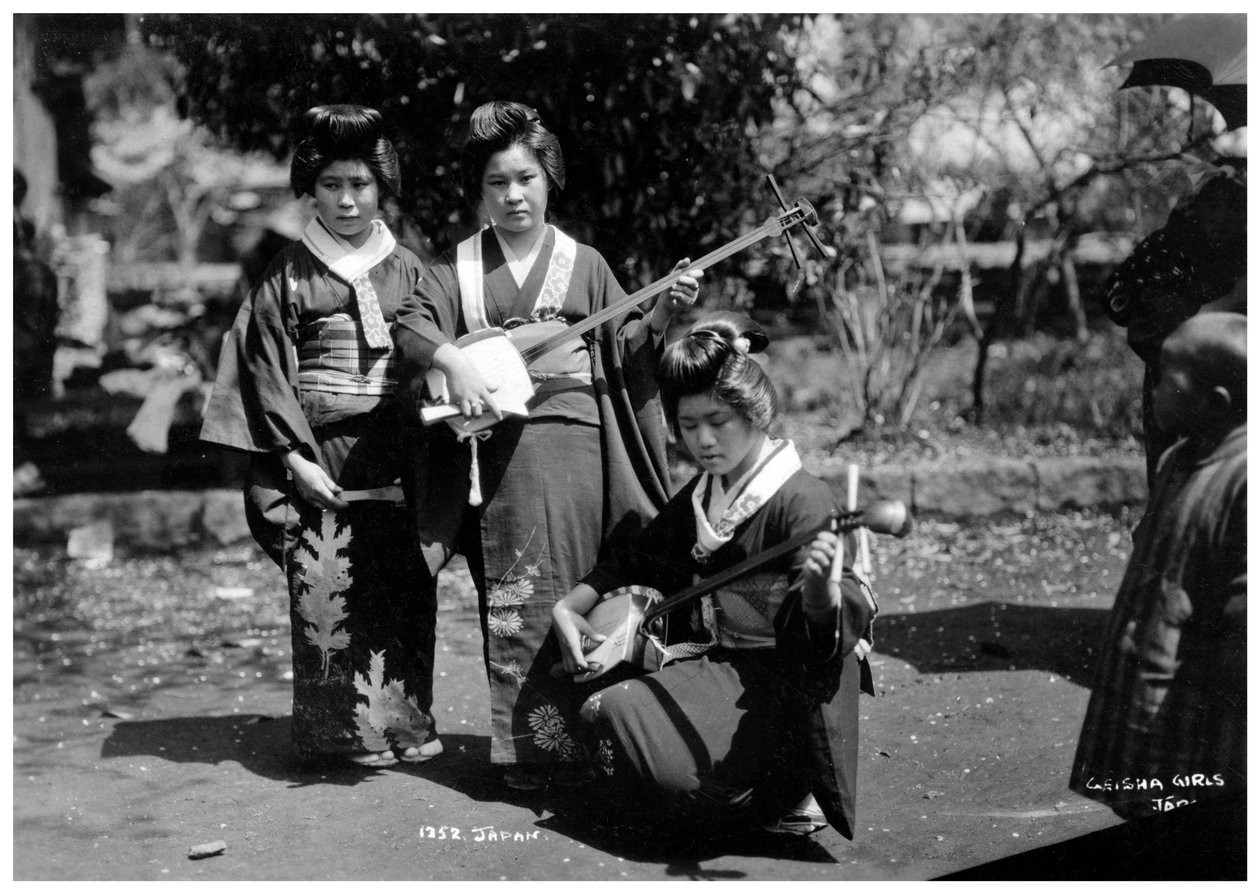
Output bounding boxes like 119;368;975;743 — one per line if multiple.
552;316;877;838
201;105;442;768
393;101;700;791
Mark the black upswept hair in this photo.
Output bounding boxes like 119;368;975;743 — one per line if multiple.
461;101;565;206
658;314;777;437
290;104;401;199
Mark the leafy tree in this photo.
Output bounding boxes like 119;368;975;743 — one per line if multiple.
141;13;806;285
769;12;1228;428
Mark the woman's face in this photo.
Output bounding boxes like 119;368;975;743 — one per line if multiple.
481;144;548;243
676;392;764;485
313;159;379;248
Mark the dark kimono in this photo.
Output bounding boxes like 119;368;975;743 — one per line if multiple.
1071;425;1246;819
1102;172;1247;485
576;468;873;839
393;226;671;767
201;238;439;762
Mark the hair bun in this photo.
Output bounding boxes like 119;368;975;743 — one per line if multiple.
686;312;769;354
303;104;383;147
468;101;542;145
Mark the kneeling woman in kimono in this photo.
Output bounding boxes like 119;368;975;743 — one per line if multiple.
552;316;875;837
201;105;441;768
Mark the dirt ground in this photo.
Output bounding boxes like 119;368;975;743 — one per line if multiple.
12;510;1150;881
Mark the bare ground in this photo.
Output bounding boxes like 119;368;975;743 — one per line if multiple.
11;507;1146;881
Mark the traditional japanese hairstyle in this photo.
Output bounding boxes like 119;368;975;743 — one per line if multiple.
658;313;778;437
461;101;566;206
289;104;402;199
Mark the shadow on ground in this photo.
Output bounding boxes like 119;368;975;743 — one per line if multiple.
875;602;1111;682
98;716;489;790
100;716;835;872
936;795;1246;881
399;738;840;870
535;802;839;875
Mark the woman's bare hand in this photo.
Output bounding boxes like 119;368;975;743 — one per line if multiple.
282;451;349;511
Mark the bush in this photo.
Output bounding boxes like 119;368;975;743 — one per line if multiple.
979;327;1143;439
759;323;1143;443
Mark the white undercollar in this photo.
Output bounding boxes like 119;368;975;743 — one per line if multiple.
493;225;548;287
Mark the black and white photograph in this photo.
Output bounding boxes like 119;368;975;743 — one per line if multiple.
8;10;1248;883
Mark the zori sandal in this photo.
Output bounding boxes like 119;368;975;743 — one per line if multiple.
345;750;398;768
397;738;444;763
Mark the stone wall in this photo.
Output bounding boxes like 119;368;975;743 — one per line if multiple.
13;456;1147;552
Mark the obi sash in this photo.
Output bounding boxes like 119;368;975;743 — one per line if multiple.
709;573;792;649
301;218;396;349
296;313;396;397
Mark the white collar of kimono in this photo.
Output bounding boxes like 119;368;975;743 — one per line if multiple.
302;217;395;282
301;217;396;349
690;436;803;561
493;224;548;288
456;224;577;332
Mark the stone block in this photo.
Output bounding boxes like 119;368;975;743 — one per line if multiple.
201;488;251;546
110;491;203;550
819;465;914;509
1034;456;1147;511
910;458;1037;517
13;493;110;544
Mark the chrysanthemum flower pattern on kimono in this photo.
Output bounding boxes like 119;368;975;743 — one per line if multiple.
487;608;525;638
527;703;580;758
486;534;542;643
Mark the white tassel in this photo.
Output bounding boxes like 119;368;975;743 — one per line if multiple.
459;431;491;507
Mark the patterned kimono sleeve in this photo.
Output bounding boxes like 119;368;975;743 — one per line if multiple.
200;260;318;458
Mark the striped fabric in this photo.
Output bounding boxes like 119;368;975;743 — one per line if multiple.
296;313;396;396
300;218;397;350
1070;426;1247;818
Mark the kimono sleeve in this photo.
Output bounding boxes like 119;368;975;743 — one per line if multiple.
579;482;699;597
392;253;463;418
585;250;672;539
392;253;462;370
773;478;870;665
199;262;318;458
1217;470;1247;681
592;253;666;398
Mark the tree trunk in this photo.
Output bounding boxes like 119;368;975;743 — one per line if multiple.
972;224;1027;422
1060;254;1088;342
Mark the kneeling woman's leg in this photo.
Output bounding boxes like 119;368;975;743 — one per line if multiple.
579;651;810;821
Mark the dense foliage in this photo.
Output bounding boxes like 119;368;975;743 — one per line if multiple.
142;13;805;282
138;13;1231;431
